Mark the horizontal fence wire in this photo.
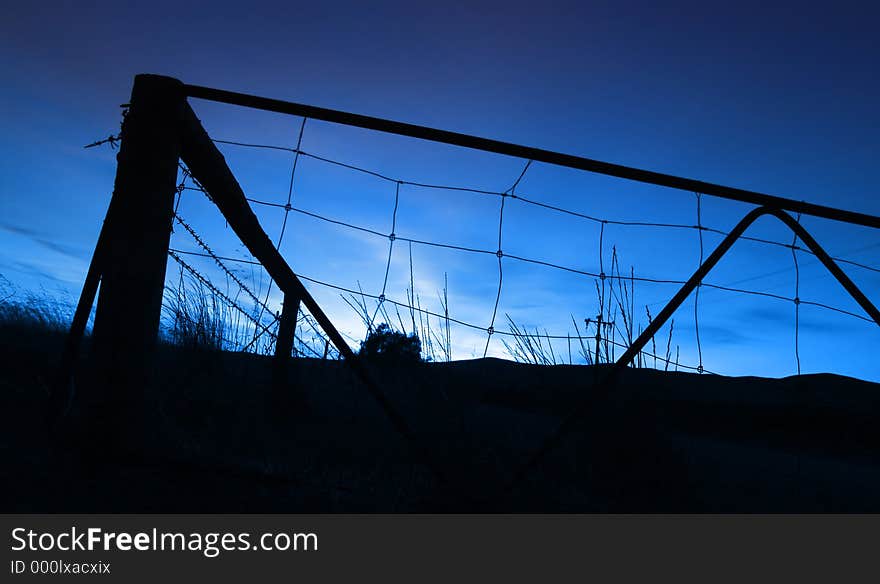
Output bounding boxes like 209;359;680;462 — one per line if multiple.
178;181;876;325
209;138;880;275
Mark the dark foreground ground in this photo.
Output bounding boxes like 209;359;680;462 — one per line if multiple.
2;326;879;512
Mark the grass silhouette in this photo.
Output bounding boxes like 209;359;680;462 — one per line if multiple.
3;273;880;512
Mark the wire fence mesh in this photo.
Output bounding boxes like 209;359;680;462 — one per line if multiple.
85;109;880;379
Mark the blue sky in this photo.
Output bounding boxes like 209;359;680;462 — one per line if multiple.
1;0;878;380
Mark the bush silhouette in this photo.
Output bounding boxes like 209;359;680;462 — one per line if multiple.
359;323;422;362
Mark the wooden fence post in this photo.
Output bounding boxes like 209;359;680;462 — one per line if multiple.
273;292;301;400
275;292;301;361
87;74;184;445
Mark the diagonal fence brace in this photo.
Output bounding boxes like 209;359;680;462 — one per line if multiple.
505;206;880;494
178;101;449;487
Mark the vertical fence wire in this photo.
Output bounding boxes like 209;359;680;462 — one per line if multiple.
278;117;308;248
483;160;532;357
369;180;402;332
791;212;802;375
694;192;705;373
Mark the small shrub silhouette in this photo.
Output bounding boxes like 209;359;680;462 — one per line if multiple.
359;323;422;362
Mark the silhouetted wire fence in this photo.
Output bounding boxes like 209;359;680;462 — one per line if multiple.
88;130;880;376
70;75;880;505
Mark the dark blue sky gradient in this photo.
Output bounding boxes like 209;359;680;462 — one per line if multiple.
1;1;878;379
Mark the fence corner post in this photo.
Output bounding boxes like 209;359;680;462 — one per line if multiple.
85;74;185;450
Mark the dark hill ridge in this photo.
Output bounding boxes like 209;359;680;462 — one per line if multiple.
1;334;879;512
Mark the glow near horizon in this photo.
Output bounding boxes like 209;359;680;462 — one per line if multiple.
0;1;878;380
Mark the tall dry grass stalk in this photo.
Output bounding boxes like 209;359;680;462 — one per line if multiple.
340;248;453;363
162;267;277;353
503;246;679;369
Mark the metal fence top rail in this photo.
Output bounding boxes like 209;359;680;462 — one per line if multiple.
177;78;880;231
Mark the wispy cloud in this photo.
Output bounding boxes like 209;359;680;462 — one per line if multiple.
0;222;85;260
698;323;752;346
739;305;863;333
2;260;68;284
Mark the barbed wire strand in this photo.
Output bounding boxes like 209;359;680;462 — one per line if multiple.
170;212;328;358
168;250;277;346
183;248;324;359
173;212;265;309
